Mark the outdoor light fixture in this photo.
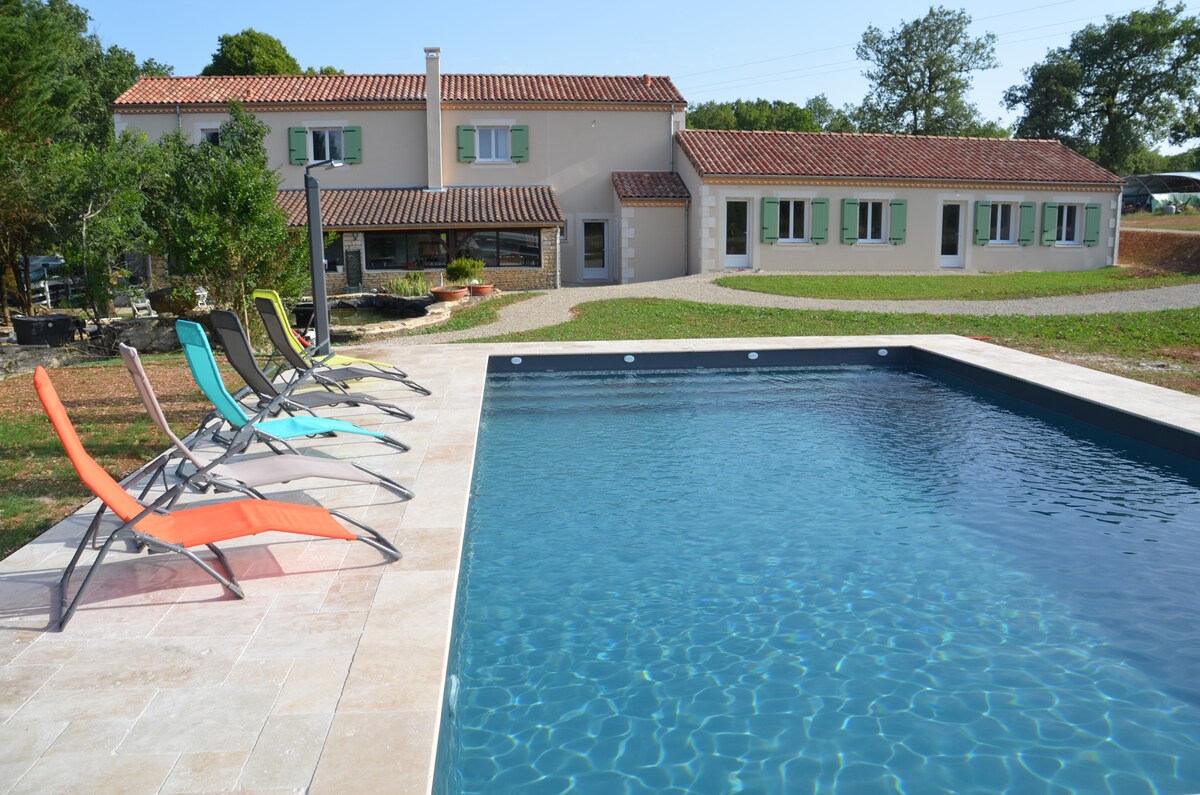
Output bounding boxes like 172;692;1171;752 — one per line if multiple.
304;159;345;355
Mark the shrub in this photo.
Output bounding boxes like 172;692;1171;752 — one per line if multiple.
446;257;485;285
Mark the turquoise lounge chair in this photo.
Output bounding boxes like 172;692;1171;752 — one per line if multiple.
175;320;408;454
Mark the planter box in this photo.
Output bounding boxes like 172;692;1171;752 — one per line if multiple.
13;314;76;347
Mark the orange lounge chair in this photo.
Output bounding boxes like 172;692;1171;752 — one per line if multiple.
33;366;401;630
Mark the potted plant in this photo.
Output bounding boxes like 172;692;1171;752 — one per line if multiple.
446;257;493;296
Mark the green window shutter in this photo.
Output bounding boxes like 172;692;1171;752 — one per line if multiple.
974;201;991;245
811;198;829;245
510;125;529;162
1083;203;1101;246
840;198;858;244
342;126;362;164
1018;202;1036;246
889;199;907;244
1041;202;1058;246
760;197;779;243
288;127;308;165
456;125;476;163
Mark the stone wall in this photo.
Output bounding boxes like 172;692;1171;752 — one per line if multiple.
1118;229;1200;273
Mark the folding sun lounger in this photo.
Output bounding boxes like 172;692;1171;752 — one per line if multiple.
33;366;401;630
119;343;414;500
252;289;431;397
208;309;414;421
175;320;409;454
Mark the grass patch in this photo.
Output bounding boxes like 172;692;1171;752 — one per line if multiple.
480;298;1200;391
0;355;225;560
714;267;1200;300
413;291;542;335
1122;209;1200;232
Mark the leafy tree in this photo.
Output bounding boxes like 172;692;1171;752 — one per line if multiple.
855;6;998;136
55;131;160;322
305;65;344;75
687;99;819;132
1004;1;1200;174
803;95;858;133
201;28;302;76
146;103;307;322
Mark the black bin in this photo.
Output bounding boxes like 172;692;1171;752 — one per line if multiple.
13;314;75;346
293;302;314;328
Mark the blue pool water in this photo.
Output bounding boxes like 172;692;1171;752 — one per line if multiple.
438;366;1200;794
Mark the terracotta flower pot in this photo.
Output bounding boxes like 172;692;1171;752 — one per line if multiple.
467;283;494;296
431;286;468;302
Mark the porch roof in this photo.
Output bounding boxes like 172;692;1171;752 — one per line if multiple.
612;171;690;202
275;186;565;229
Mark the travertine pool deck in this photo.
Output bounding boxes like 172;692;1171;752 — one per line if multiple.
2;335;1199;794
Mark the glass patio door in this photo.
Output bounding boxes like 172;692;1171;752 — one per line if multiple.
583;220;608;279
725;200;749;268
940;202;964;268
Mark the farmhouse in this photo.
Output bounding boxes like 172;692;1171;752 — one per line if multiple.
112;49;1123;290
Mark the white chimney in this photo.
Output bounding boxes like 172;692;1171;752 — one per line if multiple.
425;47;443;192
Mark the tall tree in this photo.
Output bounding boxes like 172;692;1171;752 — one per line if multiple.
201;29;302;76
146;103;307;320
855;6;998;136
687;99;820;132
1004;1;1200;174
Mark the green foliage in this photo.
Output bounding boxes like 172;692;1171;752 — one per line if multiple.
1005;1;1200;173
855;6;998;136
305;65;344;75
145;102;306;320
0;0;84;143
386;273;430;296
446;257;485;284
686;99;820;132
201;28;302;75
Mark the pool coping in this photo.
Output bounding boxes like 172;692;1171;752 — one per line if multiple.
1;334;1198;794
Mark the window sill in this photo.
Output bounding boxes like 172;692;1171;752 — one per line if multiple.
472;161;517;167
777;240;812;246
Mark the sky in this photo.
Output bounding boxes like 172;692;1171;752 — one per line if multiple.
81;0;1197;147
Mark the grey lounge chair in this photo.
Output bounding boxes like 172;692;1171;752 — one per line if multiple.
209;309;414;421
253;292;431;397
118;343;414;501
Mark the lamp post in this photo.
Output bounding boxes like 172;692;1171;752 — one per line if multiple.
304;158;344;356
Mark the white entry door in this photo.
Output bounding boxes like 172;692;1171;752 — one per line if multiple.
725;199;750;268
939;202;965;269
582;220;608;279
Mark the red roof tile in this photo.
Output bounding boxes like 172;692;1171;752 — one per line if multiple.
275;186;564;228
114;74;684;107
676;130;1122;186
612;172;690;202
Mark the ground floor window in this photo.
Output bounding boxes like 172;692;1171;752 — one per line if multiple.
1057;205;1081;244
990;203;1016;244
779;199;807;242
858;200;885;242
364;229;540;270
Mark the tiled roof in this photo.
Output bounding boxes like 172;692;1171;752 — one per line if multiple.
612;172;691;202
675;129;1123;186
114;74;684;107
275;186;565;228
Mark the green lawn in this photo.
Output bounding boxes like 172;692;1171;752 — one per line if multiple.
714;267;1200;300
412;291;541;335
477;297;1200;387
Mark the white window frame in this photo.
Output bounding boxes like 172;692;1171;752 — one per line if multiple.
989;202;1017;245
199;128;220;145
1056;204;1082;245
310;127;344;163
858;200;886;243
476;125;512;163
778;199;809;243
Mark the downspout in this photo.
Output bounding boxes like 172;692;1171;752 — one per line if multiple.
683;199;690;276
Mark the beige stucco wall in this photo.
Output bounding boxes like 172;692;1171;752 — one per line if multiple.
617;200;688;283
680;174;1121;273
116;107;431;189
442;108;679;283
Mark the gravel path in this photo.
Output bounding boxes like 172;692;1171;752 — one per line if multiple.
390;272;1200;345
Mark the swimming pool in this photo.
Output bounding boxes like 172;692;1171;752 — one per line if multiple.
436;361;1200;794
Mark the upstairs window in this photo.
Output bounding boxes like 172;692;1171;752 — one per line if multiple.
200;128;220;145
312;128;342;162
288;126;362;165
456;125;530;163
